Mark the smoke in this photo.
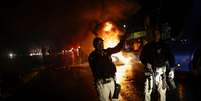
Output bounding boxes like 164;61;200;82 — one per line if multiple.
1;0;140;52
82;0;139;22
71;0;140;55
45;0;140;55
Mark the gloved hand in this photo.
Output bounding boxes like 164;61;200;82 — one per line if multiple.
168;70;174;79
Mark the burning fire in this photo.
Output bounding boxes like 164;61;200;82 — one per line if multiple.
99;21;121;48
103;22;113;32
98;21;133;83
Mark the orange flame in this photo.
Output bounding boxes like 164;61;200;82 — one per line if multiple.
103;22;113;32
99;21;120;48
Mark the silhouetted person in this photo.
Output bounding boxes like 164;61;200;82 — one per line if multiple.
88;34;128;101
140;27;175;101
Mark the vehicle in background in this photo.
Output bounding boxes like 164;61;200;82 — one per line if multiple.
165;35;201;76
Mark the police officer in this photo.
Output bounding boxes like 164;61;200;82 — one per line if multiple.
140;26;175;101
88;34;128;101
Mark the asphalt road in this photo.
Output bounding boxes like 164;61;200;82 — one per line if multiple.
2;62;200;101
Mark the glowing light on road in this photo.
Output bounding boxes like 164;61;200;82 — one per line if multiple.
178;84;185;100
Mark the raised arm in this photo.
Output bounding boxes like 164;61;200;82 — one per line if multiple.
107;33;129;54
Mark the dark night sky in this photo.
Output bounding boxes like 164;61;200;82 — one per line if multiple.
1;0;137;49
0;0;200;51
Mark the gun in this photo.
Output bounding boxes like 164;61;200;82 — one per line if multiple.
167;64;181;90
162;72;169;90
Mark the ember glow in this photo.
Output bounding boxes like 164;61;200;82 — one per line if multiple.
98;21;133;83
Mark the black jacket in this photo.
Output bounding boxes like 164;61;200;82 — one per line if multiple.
88;39;125;80
140;40;175;69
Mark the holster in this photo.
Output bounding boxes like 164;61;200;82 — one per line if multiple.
113;83;121;98
162;74;169;90
167;78;176;90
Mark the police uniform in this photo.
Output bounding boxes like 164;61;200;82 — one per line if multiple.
88;38;125;101
140;40;175;101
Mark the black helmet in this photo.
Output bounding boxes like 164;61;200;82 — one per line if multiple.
93;37;103;48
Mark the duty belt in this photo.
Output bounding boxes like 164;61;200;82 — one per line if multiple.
103;79;111;84
99;77;113;84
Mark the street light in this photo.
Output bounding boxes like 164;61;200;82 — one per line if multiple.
8;52;15;59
